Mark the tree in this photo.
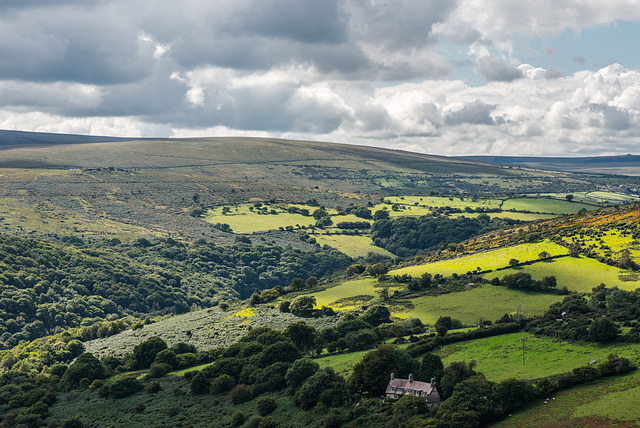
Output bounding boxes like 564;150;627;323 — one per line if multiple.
130;337;168;369
439;361;479;399
508;258;519;267
359;305;391;327
63;353;106;388
289;295;316;317
588;317;619;342
286;359;320;392
284;322;318;352
565;194;574;202
418;353;444;383
289;277;306;291
350;345;419;395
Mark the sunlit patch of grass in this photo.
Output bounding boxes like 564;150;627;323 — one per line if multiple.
501;197;595;215
434;332;640;382
482;256;640;292
310;278;403;310
311;233;394;258
397;284;562;325
493;370;640;428
391;241;568;278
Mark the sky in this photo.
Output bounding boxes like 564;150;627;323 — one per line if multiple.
1;1;640;156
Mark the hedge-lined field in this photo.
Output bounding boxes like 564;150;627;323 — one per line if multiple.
483;256;640;292
391;241;569;278
435;332;640;382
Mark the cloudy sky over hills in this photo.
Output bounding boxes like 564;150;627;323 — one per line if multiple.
1;0;639;156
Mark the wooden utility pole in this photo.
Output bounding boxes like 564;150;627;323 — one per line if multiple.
519;337;529;365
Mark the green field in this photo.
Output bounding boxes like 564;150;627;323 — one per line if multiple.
492;369;640;427
311;278;403;309
391;241;569;278
483;256;640;292
206;204;317;233
501;197;595;214
435;332;640;382
397;284;562;325
312;234;394;258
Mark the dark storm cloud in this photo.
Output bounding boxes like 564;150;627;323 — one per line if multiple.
476;55;523;82
444;100;496;126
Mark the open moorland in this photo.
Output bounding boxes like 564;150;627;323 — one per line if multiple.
2;131;640;428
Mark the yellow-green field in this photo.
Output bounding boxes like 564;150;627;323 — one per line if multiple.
312;234;394;258
205;204;317;233
311;278;402;309
391;241;569;278
396;284;562;325
501;197;595;214
483;256;640;292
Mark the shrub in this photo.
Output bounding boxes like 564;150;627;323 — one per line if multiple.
130;337;167;369
106;377;143;399
230;411;245;427
155;349;179;368
210;374;235;394
147;363;172;378
256;396;277;416
146;382;162;393
229;384;252;404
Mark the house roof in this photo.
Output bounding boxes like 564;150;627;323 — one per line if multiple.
385;378;435;396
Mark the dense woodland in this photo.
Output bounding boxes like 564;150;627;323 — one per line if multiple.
0;234;350;350
371;214;519;257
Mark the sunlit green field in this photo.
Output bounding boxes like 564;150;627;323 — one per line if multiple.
435;332;640;382
206;204;317;233
391;241;569;278
397;284;562;325
483;256;640;292
501;197;595;214
312;234;394;258
311;278;402;309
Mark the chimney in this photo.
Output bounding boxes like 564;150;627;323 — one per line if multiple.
390;373;395;380
431;378;436;386
408;373;414;383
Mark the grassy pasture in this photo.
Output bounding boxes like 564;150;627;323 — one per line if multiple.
435;332;640;382
493;369;640;427
397;284;562;325
310;278;398;309
483;256;640;293
390;241;569;278
501;197;595;214
312;234;394;258
205;204;317;233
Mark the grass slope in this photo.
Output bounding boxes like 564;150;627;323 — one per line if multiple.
492;369;640;427
435;332;640;382
483;256;640;292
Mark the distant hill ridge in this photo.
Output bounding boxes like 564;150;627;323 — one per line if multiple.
0;129;139;148
461;154;640;176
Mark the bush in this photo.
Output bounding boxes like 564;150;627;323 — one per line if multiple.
147;362;172;378
256;396;277;416
229;384;253;404
210;374;235;394
146;382;162;393
230;411;245;427
106;377;143;399
130;337;168;370
155;349;179;368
